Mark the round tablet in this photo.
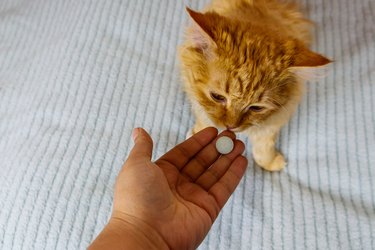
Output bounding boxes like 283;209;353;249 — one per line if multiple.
215;136;234;154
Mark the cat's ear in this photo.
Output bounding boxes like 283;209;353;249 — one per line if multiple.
289;47;332;80
186;7;218;51
293;47;332;67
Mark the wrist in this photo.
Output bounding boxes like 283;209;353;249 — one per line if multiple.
89;212;169;250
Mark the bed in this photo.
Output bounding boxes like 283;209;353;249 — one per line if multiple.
0;0;374;249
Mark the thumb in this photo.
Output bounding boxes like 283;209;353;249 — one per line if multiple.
128;128;153;161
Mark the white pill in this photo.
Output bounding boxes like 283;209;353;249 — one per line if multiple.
215;136;234;154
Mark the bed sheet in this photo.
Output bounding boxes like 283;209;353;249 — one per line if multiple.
0;0;374;249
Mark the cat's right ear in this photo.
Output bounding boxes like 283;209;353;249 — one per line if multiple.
289;46;333;80
186;7;217;52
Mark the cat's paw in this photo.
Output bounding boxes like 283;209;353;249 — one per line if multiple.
257;153;286;172
185;129;193;139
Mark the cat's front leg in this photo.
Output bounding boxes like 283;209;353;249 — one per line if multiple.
186;118;210;139
186;104;215;138
248;129;286;171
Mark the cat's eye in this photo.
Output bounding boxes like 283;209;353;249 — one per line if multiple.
210;92;227;103
248;105;265;112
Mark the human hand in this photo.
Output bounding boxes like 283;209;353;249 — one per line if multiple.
89;127;247;250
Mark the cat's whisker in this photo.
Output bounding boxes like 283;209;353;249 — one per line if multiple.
267;81;290;92
252;123;261;128
267;97;290;114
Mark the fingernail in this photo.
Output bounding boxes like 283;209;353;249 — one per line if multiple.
132;128;140;141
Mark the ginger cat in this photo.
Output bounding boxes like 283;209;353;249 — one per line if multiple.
179;0;331;171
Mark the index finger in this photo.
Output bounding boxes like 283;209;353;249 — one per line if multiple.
156;127;218;169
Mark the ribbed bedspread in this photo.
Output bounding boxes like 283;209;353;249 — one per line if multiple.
0;0;374;249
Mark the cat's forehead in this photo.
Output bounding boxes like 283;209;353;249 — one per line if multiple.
209;69;265;101
216;32;292;73
210;61;271;90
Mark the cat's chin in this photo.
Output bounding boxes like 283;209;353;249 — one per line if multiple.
219;126;249;133
226;127;243;133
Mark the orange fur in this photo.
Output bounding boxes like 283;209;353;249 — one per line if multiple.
179;0;331;171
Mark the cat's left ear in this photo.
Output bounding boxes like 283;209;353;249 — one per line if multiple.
289;46;332;79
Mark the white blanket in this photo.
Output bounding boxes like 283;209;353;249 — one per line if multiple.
0;0;374;249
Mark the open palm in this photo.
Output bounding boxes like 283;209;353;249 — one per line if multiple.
113;127;247;250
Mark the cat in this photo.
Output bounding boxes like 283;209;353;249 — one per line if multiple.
179;0;331;171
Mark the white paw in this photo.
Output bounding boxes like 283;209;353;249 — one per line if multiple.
185;129;193;139
257;153;286;172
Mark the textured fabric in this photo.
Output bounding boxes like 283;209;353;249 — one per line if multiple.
0;0;374;249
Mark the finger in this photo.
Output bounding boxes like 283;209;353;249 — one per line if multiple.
208;156;248;209
127;128;153;162
180;131;236;181
195;139;245;189
156;127;218;170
